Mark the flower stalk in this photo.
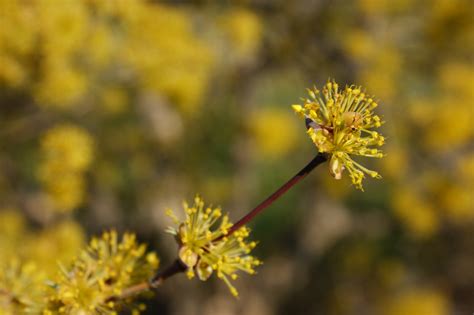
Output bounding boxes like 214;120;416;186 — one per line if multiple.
117;152;328;300
112;259;186;301
149;259;187;288
224;152;328;238
115;79;387;301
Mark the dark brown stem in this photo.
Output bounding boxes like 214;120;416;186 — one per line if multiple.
111;259;187;301
115;153;327;301
224;153;327;237
149;259;187;288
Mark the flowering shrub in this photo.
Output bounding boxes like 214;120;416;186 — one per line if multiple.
0;0;471;314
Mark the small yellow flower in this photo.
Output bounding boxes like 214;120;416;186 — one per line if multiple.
166;196;261;297
292;79;385;190
45;231;159;314
0;259;46;314
40;124;94;173
38;123;94;212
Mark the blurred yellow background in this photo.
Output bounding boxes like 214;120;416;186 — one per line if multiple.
0;0;473;314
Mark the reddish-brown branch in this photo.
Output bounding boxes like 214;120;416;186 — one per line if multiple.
149;259;187;288
111;259;186;301
223;153;327;238
115;153;327;301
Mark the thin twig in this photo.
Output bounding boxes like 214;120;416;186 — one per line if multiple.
149;259;187;288
116;153;327;301
222;152;327;238
110;259;186;301
116;282;151;300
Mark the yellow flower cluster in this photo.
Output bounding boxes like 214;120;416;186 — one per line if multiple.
0;0;216;112
342;0;473;239
391;157;474;239
38;124;94;212
292;80;385;190
0;259;45;315
44;231;159;315
249;108;299;158
383;288;450;315
412;63;474;152
26;221;85;276
0;211;86;273
0;211;160;314
218;8;263;64
166;196;261;297
392;188;439;239
118;2;214;112
0;210;86;315
445;154;474;221
386;63;474;236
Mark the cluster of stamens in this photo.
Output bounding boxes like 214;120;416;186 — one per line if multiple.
292;79;385;190
166;196;261;297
